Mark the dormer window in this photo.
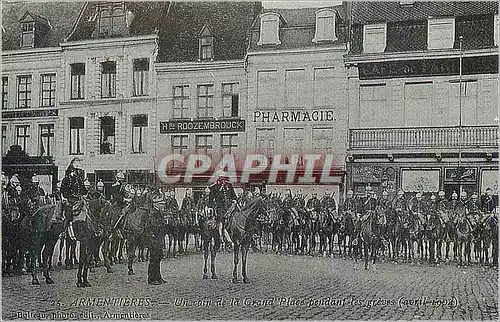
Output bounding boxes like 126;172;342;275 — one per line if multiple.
313;9;337;43
97;2;126;37
258;13;282;46
21;21;35;48
199;24;214;61
428;17;455;49
363;23;387;53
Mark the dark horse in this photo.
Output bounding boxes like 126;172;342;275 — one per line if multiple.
360;207;386;270
72;198;114;287
199;197;265;282
19;202;65;285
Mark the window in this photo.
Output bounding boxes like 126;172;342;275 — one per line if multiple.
173;85;190;119
313;9;337;42
221;134;238;155
314;68;336;107
98;2;126;37
17;75;32;108
21;22;35;48
15;125;30;152
70;63;85;100
222;83;239;117
133;58;149;97
197;85;214;118
428;17;455;50
359;84;387;127
132;115;147;154
312;128;333;152
363;23;387;53
39;124;54;156
450;80;478;126
69;117;84;155
404;82;433;126
195;135;213;156
2;77;8;110
285;69;307;108
258;13;281;45
200;37;214;61
101;61;116;98
172;135;189;154
257;70;278;110
284;128;304;163
41;74;56;107
99;116;115;154
256;128;275;156
2;125;7;155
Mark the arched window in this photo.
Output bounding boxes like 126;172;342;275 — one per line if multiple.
313;9;337;43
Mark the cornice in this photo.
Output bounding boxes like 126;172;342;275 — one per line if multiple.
155;60;245;73
60;34;158;49
247;45;347;57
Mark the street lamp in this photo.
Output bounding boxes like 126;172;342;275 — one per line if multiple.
458;35;463;194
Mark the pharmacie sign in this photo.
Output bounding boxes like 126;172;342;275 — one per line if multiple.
252;110;335;123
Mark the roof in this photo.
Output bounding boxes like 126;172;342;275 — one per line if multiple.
2;1;83;51
157;1;262;62
248;5;348;52
351;1;499;25
67;2;169;42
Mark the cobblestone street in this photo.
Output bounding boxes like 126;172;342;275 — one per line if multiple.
2;251;498;320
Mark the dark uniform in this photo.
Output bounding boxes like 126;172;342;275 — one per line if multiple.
61;166;86;222
306;195;321;221
209;178;237;221
148;198;167;285
109;181;126;207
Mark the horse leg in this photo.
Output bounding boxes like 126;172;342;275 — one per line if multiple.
82;243;91;287
102;238;113;273
127;238;136;275
203;239;209;279
211;239;218;279
30;233;41;285
232;242;239;283
242;244;250;283
76;243;85;287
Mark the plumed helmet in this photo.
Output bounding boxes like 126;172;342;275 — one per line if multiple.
471;193;478;200
430;194;437;201
460;190;467;199
397;189;404;196
116;171;125;180
382;190;388;197
438;190;445;197
96;179;104;189
347;189;354;196
204;187;210;194
416;192;423;198
32;174;39;183
451;191;458;199
83;179;91;187
10;174;20;185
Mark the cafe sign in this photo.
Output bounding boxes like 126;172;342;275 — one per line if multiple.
160;119;245;134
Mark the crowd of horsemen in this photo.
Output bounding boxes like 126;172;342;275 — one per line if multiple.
2;163;499;271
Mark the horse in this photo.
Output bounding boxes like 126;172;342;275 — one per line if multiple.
489;214;498;267
56;232;78;269
18;202;65;285
455;215;473;266
270;202;288;254
338;210;359;259
2;198;24;277
226;196;266;283
441;209;457;262
425;211;444;264
288;207;302;254
165;209;185;258
402;211;424;262
71;198;115;287
360;207;386;270
199;206;222;279
318;206;338;258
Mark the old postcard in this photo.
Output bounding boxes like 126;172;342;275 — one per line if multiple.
1;0;498;320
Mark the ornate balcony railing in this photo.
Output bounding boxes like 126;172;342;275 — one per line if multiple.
349;125;499;150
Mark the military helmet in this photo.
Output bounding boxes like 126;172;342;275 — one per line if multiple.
460;190;467;199
438;190;445;197
56;180;62;189
325;190;331;196
10;174;20;185
16;185;22;193
1;173;7;185
416;192;423;198
430;194;437;201
32;174;39;183
129;187;136;195
347;189;354;196
471;193;479;200
116;171;125;180
382;190;388;197
248;191;254;199
96;179;104;189
451;191;458;200
254;187;261;194
397;189;404;196
204;187;210;194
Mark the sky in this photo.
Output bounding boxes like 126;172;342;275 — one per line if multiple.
262;1;343;9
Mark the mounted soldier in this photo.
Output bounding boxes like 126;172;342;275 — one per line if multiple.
89;179;105;200
408;192;426;224
361;185;377;221
29;174;47;209
392;189;407;219
181;189;195;215
208;170;236;244
306;190;321;222
60;158;86;240
482;188;496;214
110;171;127;208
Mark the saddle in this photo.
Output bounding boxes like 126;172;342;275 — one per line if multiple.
72;200;89;223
